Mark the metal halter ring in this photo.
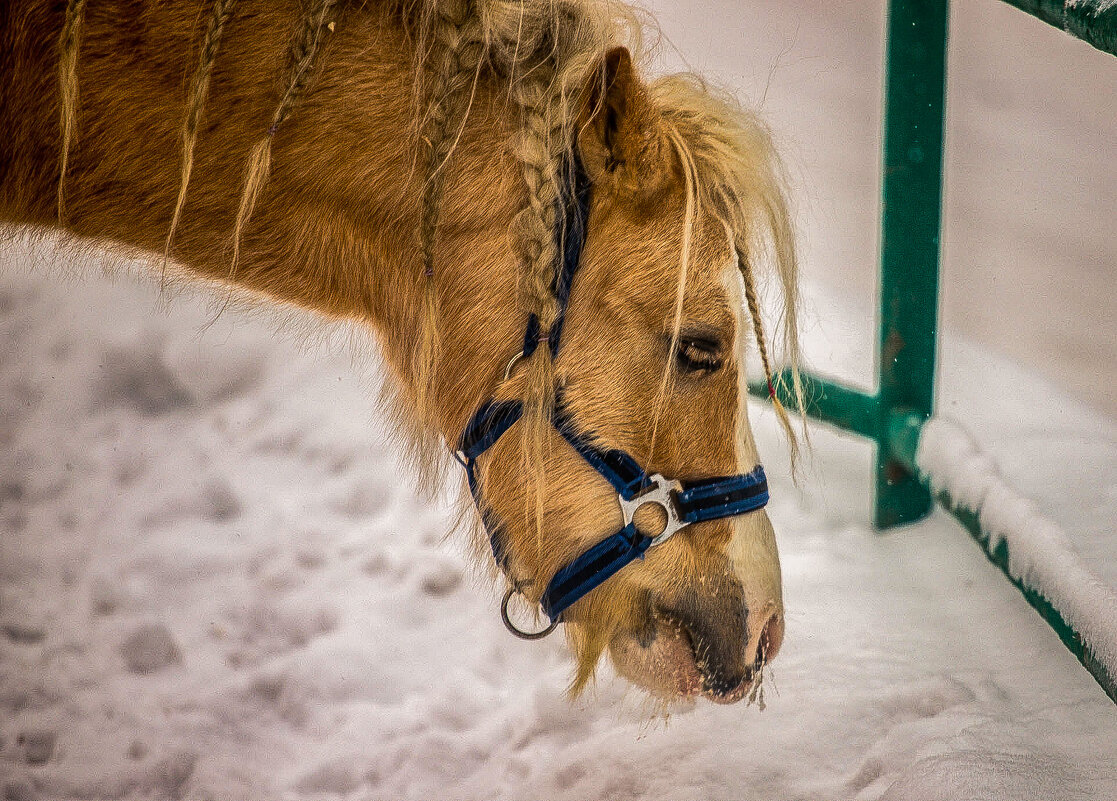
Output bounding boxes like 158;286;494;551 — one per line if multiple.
618;473;689;547
501;585;559;640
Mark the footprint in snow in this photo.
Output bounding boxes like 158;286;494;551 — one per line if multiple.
418;560;463;597
96;344;193;417
119;623;182;674
16;730;56;765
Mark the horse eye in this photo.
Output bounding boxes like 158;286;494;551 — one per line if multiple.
674;336;724;375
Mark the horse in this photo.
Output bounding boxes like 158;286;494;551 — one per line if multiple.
0;0;804;705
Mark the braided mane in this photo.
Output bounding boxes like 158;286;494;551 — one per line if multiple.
404;0;803;458
403;0;644;525
53;0;802;466
406;0;638;410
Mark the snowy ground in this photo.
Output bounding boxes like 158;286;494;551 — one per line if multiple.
2;246;1114;801
2;2;1115;800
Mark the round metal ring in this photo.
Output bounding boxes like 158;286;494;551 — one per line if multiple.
501;586;559;640
503;351;527;381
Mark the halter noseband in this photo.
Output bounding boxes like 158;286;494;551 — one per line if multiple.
453;155;770;639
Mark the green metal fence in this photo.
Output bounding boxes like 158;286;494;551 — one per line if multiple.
749;0;1116;702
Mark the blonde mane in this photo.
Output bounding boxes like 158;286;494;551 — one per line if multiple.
400;1;803;470
52;0;802;484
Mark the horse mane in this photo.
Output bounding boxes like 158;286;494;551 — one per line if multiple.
52;0;803;528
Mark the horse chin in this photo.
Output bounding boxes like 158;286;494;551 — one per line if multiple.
608;628;752;705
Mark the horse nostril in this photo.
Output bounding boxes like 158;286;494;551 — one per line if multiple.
756;612;784;667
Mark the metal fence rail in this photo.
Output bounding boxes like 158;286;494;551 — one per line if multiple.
749;0;1116;703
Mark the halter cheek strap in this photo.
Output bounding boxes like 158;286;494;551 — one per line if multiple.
452;153;771;638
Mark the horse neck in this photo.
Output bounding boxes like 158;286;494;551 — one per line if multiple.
0;0;528;446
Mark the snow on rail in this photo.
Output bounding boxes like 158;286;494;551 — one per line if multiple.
917;417;1117;677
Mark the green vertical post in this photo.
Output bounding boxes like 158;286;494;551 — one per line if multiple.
874;0;949;528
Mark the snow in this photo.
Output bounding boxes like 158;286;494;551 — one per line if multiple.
918;417;1117;681
2;247;1114;801
2;2;1115;799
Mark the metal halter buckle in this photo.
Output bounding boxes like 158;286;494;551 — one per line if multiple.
618;473;688;547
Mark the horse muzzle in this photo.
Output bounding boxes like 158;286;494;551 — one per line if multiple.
610;578;784;703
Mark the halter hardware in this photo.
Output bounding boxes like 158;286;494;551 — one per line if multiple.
618;474;687;548
501;585;560;640
452;153;772;639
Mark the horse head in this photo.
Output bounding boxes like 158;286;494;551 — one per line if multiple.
460;47;800;703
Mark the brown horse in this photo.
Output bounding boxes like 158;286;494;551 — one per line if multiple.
0;0;803;704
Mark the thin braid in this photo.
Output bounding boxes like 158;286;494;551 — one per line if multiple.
508;59;572;548
229;0;339;282
403;2;621;543
419;0;483;270
740;250;775;397
57;0;89;222
738;244;799;464
511;74;564;339
414;0;484;417
270;0;339;135
163;0;239;280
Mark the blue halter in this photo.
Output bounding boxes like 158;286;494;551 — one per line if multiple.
453;155;770;638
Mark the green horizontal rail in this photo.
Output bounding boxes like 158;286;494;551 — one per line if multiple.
749;370;879;440
948;500;1117;704
999;0;1117;57
888;415;1117;704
